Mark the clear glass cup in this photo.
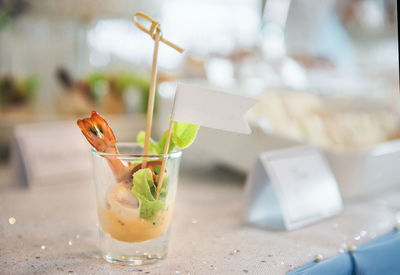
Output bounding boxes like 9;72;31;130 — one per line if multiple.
91;142;182;265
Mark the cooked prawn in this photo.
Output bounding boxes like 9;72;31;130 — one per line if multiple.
77;110;131;182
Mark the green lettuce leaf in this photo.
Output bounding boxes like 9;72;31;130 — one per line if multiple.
131;168;165;220
135;193;165;221
157;130;176;154
171;121;200;149
135;121;199;154
136;131;159;154
131;168;155;200
157;174;169;201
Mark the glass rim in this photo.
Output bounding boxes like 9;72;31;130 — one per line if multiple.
91;142;182;159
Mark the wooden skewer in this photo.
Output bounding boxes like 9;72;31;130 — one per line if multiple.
155;119;174;199
132;12;183;168
142;30;161;168
133;13;184;53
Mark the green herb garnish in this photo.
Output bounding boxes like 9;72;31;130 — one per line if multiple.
136;120;200;154
131;168;165;221
132;121;199;220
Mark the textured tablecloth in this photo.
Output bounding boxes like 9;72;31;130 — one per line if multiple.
1;164;400;275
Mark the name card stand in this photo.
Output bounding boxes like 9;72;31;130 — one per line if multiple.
9;121;92;187
244;146;343;231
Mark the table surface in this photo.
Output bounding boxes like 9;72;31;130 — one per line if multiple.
1;163;400;275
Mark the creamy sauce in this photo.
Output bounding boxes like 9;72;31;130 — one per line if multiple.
97;184;174;243
98;205;174;243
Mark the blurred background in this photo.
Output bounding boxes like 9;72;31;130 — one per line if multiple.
0;0;398;197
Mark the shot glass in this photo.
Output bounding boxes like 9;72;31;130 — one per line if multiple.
91;142;181;265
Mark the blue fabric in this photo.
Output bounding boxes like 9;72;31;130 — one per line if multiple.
352;232;400;275
288;230;400;275
288;254;353;275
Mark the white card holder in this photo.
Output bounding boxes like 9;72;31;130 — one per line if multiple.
9;121;92;187
244;146;343;230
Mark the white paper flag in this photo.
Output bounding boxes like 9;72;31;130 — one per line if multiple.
171;83;258;134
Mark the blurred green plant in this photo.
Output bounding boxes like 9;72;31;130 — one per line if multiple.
0;75;39;108
87;71;151;113
56;67;153;114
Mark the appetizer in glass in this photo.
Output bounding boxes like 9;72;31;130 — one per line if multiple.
77;111;197;265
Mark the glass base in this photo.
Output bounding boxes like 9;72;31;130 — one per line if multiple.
98;227;171;266
103;253;165;266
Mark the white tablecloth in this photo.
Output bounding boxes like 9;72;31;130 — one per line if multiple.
1;164;399;274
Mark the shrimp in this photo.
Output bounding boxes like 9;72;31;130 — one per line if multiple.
78;111;142;223
77;111;131;183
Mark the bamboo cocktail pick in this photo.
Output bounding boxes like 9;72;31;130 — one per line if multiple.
133;13;183;168
155;119;174;199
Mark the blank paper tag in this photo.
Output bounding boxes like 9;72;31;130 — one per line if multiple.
171;83;257;134
10;121;92;187
244;146;343;230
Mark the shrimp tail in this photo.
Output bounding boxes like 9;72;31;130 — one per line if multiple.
77;110;118;154
77;111;131;182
